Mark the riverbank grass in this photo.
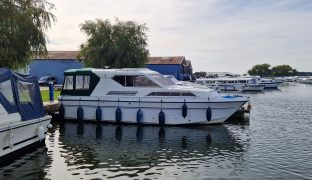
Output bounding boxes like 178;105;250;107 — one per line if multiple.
41;90;61;102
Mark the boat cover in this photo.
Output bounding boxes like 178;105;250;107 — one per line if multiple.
0;68;44;121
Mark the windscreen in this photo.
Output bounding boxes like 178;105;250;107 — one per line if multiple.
149;74;175;86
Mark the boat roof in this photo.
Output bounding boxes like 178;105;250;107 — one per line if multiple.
64;68;160;77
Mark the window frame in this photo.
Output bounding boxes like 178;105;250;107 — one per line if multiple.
113;75;160;88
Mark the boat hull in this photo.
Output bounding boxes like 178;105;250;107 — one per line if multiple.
260;82;281;88
242;84;265;91
210;84;264;92
60;98;247;125
0;116;51;165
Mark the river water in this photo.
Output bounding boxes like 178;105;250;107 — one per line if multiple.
1;83;312;179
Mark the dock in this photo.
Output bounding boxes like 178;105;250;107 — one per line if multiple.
43;100;60;115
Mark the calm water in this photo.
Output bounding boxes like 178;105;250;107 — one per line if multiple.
1;83;312;179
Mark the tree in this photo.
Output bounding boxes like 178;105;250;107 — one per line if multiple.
247;63;271;77
0;0;56;69
79;19;149;68
271;65;297;76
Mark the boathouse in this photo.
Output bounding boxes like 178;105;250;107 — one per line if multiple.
29;51;83;85
146;56;193;80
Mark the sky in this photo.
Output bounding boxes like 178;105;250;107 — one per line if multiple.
46;0;312;74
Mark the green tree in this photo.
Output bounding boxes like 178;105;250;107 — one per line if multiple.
0;0;56;69
247;63;271;77
271;65;297;76
79;19;149;68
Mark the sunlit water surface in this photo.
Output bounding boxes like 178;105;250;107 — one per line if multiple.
1;83;312;179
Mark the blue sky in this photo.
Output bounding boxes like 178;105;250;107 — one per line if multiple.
47;0;312;73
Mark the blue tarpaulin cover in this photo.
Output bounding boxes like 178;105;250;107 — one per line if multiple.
0;68;45;121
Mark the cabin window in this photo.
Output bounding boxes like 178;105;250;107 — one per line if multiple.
107;91;137;96
149;74;175;86
147;92;195;96
16;80;34;104
0;80;15;105
63;76;74;90
113;75;159;87
134;75;159;87
182;92;195;96
76;75;90;90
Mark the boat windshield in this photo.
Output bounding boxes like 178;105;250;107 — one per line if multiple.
166;76;179;83
149;74;175;86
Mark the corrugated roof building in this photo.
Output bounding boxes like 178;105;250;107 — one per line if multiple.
146;56;193;80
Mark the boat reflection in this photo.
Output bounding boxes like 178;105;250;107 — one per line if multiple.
57;122;249;174
0;122;250;179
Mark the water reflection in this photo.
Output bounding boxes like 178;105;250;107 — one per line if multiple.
54;122;249;178
0;121;250;179
0;147;51;180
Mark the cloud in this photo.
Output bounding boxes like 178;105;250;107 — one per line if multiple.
46;0;312;73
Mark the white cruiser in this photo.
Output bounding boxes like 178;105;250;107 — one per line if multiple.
195;77;265;92
59;68;249;125
0;68;51;165
258;78;282;88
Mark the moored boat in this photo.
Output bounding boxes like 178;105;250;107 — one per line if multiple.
59;68;249;125
195;77;265;92
258;78;282;88
0;68;51;165
297;77;312;84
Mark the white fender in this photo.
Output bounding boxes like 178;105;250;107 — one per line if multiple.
37;126;45;141
9;131;14;149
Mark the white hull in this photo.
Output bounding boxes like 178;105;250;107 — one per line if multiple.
61;97;246;125
259;82;281;88
242;85;265;91
210;84;264;91
298;79;312;84
0;116;51;158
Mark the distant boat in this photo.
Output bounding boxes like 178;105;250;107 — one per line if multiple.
195;77;265;92
0;68;51;165
58;68;249;125
297;77;312;84
258;78;282;89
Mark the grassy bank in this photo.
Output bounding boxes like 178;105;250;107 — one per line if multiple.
41;90;61;102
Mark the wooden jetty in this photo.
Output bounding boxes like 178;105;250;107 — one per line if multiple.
43;100;60;115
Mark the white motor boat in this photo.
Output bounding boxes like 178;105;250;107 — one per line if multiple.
195;77;265;92
59;68;249;125
0;68;51;165
258;78;282;88
298;77;312;84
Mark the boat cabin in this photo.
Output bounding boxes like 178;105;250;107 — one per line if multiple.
0;68;45;121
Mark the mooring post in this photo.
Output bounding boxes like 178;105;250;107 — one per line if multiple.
49;81;54;102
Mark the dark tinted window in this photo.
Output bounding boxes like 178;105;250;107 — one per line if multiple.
148;92;195;96
113;76;126;86
113;75;159;87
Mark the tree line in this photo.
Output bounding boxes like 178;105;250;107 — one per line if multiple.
248;64;298;77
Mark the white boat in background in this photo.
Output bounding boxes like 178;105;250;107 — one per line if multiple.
0;68;51;165
195;77;265;92
284;77;296;82
59;68;249;125
298;77;312;84
258;78;282;88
